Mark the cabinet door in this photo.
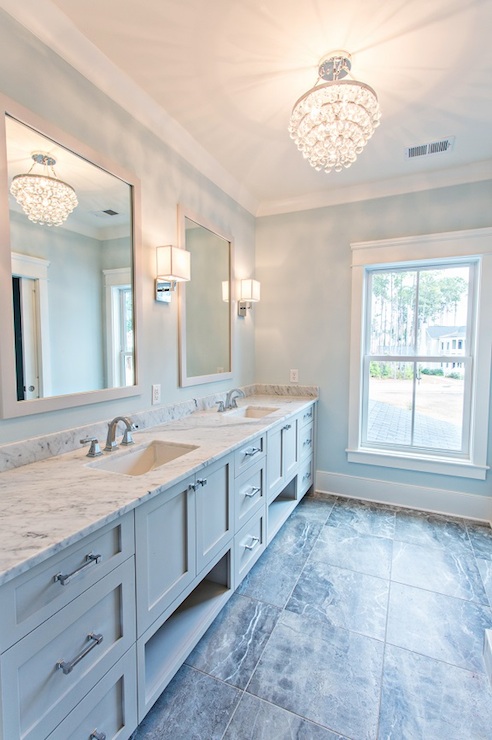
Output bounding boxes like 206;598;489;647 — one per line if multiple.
266;420;299;500
135;478;196;635
283;418;299;480
196;455;233;573
266;423;283;499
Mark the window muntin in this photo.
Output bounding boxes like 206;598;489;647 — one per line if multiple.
362;262;474;457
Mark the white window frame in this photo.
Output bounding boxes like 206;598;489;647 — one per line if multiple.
347;227;492;480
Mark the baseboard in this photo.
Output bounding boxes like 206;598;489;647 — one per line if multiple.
315;470;492;524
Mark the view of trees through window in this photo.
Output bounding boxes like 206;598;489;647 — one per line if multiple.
365;263;472;453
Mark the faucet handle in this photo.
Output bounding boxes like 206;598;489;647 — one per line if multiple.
121;427;135;446
215;401;225;413
80;437;102;458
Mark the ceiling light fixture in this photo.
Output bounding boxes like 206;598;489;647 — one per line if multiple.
10;152;78;226
288;51;381;174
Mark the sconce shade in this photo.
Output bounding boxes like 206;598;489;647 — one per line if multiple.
240;279;260;303
156;245;190;282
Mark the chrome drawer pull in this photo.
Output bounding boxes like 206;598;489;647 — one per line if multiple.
303;471;312;483
303;438;312;447
282;424;292;431
54;552;102;586
244;486;261;498
56;632;103;675
304;411;313;421
244;447;261;457
243;536;260;551
90;731;106;740
189;478;208;491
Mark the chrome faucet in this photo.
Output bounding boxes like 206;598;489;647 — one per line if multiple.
104;416;135;451
224;388;245;410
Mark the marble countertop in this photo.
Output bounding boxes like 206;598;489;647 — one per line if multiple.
0;394;316;586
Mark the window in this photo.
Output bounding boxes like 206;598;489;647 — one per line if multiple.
363;263;473;456
348;228;492;479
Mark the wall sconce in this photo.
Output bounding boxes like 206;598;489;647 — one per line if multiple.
238;279;260;316
155;245;191;303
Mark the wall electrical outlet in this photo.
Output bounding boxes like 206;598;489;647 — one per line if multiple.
290;369;299;383
152;384;161;405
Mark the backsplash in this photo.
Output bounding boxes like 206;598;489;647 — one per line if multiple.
0;384;318;473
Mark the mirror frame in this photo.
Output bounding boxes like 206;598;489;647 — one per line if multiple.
0;94;142;418
178;205;233;387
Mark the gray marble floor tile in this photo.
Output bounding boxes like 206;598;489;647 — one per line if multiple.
394;509;472;556
130;664;240;740
392;540;489;604
223;693;345;739
290;492;337;524
310;523;393;579
247;610;384;739
236;545;307;608
268;513;324;559
326;497;396;539
386;582;492;672
477;558;492;607
185;593;280;689
286;559;389;641
466;520;492;561
378;644;492;740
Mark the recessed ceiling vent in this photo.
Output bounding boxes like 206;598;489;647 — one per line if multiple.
90;208;120;218
405;136;455;159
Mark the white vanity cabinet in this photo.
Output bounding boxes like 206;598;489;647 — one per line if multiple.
0;397;317;739
0;515;136;740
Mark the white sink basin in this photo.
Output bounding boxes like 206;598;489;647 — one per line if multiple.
224;405;279;419
88;440;198;476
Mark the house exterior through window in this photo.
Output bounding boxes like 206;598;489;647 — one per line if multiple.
347;228;492;480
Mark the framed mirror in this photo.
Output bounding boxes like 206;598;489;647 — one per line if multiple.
178;206;233;387
0;95;141;418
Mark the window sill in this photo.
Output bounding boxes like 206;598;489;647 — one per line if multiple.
346;448;489;480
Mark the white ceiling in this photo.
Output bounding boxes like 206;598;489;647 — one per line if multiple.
3;0;492;216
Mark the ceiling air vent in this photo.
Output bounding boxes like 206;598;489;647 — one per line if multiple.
405;136;455;159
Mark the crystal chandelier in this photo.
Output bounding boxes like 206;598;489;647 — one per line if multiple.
289;52;381;173
10;152;78;226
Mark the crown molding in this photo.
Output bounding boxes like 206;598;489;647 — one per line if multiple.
257;160;492;217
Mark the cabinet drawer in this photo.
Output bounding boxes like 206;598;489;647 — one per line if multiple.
0;558;135;740
47;647;137;740
234;509;265;585
299;404;314;427
0;513;134;652
234;460;265;529
234;434;265;476
299;421;314;461
298;457;314;498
